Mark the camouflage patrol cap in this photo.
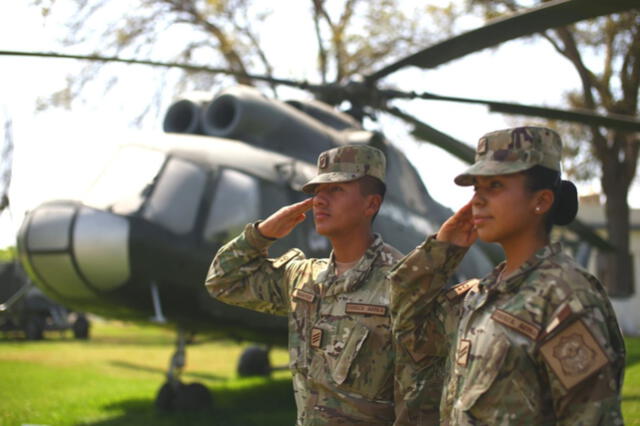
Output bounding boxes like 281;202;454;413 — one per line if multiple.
302;145;386;194
455;126;562;186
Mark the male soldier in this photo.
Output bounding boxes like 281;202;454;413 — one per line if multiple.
205;145;408;425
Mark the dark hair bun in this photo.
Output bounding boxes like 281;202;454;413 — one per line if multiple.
554;180;578;225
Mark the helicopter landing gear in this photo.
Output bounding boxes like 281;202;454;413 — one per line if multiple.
155;329;213;411
72;313;90;339
237;345;272;377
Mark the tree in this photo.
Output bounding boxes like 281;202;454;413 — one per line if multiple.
468;0;639;296
28;0;637;295
35;0;435;117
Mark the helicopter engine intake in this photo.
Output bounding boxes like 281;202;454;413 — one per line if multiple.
164;85;351;164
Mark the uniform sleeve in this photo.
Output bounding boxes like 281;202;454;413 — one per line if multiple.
205;221;304;316
538;282;625;425
390;236;468;425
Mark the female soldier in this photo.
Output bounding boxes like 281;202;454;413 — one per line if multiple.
390;126;625;425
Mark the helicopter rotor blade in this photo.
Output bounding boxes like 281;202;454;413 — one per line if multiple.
408;91;640;132
382;105;476;163
367;0;639;83
0;50;318;91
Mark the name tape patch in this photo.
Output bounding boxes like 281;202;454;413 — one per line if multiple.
540;320;609;390
292;289;315;303
491;309;540;340
345;303;387;316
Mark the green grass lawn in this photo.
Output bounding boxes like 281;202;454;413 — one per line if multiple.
0;321;295;426
1;321;639;425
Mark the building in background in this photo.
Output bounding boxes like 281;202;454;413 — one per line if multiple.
576;194;640;336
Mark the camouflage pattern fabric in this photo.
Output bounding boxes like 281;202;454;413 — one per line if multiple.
389;238;625;425
302;144;386;193
206;222;405;425
455;126;562;186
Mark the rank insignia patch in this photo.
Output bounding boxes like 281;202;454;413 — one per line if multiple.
446;279;479;301
477;138;488;155
457;339;471;367
319;153;328;169
311;328;323;348
540;320;609;390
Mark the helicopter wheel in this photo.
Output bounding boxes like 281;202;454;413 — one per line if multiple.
155;381;213;411
72;314;90;340
24;314;45;340
237;345;272;377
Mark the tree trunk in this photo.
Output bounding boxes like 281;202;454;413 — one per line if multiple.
601;155;634;297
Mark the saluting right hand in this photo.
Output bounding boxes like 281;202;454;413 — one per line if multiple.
257;198;314;239
436;201;477;247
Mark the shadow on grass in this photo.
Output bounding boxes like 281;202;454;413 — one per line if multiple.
110;361;227;382
78;376;296;426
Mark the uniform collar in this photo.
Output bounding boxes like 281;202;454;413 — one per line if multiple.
321;233;384;296
483;242;563;293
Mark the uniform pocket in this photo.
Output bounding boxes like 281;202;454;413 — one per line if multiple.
330;322;370;385
455;333;511;412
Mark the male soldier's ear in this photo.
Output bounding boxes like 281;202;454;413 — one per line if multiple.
365;194;382;217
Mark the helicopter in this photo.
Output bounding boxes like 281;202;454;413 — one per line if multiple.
14;84;496;409
5;0;639;411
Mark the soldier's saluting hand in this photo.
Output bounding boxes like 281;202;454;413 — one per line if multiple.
257;198;313;239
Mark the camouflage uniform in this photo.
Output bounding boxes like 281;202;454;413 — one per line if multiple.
206;145;409;425
390;127;625;425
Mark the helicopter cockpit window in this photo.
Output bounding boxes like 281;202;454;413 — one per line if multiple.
204;169;260;243
84;145;166;215
142;157;208;234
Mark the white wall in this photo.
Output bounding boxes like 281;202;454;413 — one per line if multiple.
580;204;640;336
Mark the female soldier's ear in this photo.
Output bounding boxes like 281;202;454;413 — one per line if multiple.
534;189;555;215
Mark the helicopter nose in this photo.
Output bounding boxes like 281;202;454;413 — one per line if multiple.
18;201;130;300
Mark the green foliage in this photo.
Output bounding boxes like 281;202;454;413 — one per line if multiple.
0;246;15;262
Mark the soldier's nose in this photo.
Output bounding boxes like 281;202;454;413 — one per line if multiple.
313;193;327;206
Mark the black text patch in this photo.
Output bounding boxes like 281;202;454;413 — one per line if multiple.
293;289;315;303
345;303;386;316
491;309;540;340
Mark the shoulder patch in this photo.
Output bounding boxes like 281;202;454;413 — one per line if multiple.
491;309;540;340
345;303;387;316
446;279;480;301
540;319;609;390
272;248;303;269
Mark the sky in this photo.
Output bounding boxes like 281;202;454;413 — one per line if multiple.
0;1;638;248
